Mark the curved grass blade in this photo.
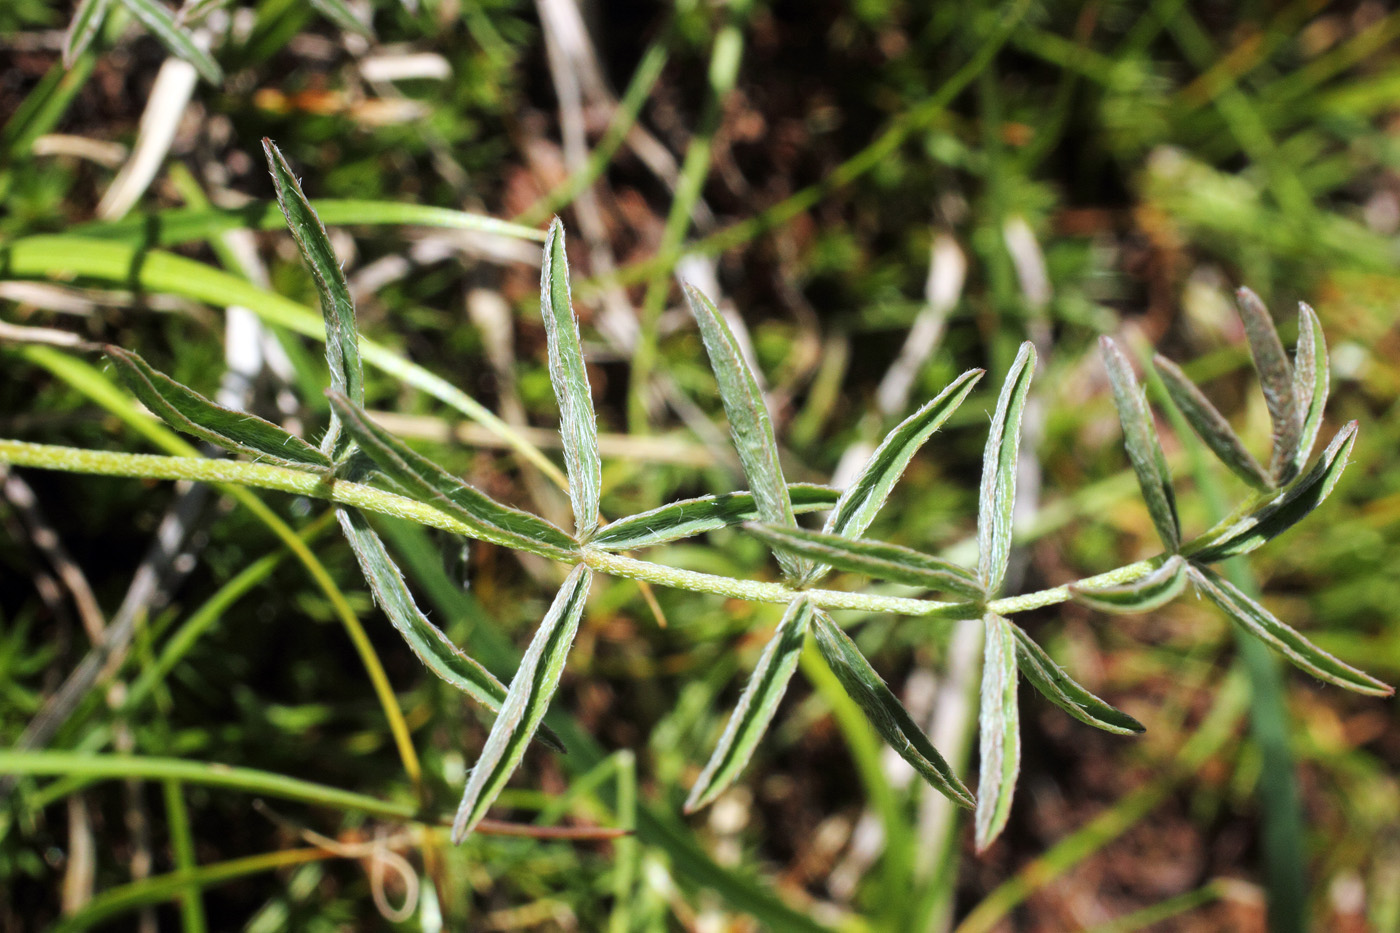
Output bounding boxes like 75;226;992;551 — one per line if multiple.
1100;337;1179;551
115;0;222;84
1189;565;1392;696
335;506;564;752
452;565;592;840
105;346;331;471
1236;288;1302;486
309;0;373;38
64;0;110;67
263;138;363;459
683;284;806;580
825;368;983;543
1292;303;1329;476
1153;354;1271;492
811;609;974;808
745;523;983;600
977;341;1036;594
540;219;601;538
975;613;1021;851
1188;422;1357;564
1070;556;1189;614
1010;625;1144;735
591;484;838;551
684;598;814;814
329;393;576;559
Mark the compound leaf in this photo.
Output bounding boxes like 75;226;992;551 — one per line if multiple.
684;598;814;814
106;345;331;470
591;484;838;551
1101;337;1179;551
811;609;974;808
1011;625;1144;735
975;613;1020;851
452;565;592;840
977;341;1036;594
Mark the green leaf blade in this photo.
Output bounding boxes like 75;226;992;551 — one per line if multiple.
1100;337;1179;551
1011;625;1144;735
105;346;332;471
1071;556;1189;614
329;393;577;559
1236;287;1302;486
1153;353;1272;491
1292;303;1329;476
452;565;593;841
309;0;374;38
684;598;814;814
1190;565;1392;696
977;341;1036;594
115;0;223;84
64;0;110;67
811;610;974;808
683;284;806;580
591;484;838;551
540;219;602;538
745;523;983;600
975;613;1021;852
1189;422;1357;564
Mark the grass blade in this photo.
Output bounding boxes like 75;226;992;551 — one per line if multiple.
977;341;1036;594
328;394;576;558
64;0;109;67
1100;337;1179;551
745;523;983;599
591;484;838;551
1189;565;1392;696
1189;422;1356;563
824;368;983;543
540;219;602;538
452;565;592;840
105;346;331;471
975;613;1021;851
309;0;373;38
114;0;222;84
811;609;974;808
684;598;814;814
1153;353;1272;491
683;283;806;579
1011;625;1145;735
1071;556;1189;614
263;138;363;458
335;507;564;753
1292;303;1329;476
1235;288;1302;485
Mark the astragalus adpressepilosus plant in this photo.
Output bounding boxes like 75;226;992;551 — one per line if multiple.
0;141;1390;851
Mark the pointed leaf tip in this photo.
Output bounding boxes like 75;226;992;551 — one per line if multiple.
977;341;1036;594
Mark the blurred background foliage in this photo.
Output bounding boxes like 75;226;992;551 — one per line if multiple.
2;0;1400;930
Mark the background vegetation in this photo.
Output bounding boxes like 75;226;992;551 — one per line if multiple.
2;0;1399;929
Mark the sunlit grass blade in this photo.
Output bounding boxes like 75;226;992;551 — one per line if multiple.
540;219;601;538
1235;288;1302;485
1188;422;1357;564
977;341;1036;594
309;0;373;38
1190;565;1392;696
114;0;222;84
1100;337;1179;551
976;613;1021;851
824;368;983;542
1292;303;1329;476
263;138;363;458
591;484;838;551
684;598;814;814
683;283;806;580
104;346;331;471
811;609;974;808
452;565;592;840
328;393;576;558
1071;556;1189;614
64;0;109;67
745;523;983;600
1153;354;1271;491
1011;625;1144;735
335;507;564;753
